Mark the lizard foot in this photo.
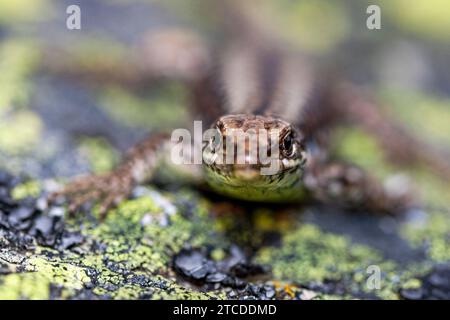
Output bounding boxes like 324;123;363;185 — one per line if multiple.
49;167;134;220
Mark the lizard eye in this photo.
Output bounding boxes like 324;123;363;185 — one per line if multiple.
209;129;222;152
282;133;296;158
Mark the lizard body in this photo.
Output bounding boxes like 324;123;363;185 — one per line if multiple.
49;10;450;219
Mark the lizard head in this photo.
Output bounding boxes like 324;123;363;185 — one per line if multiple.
202;114;307;201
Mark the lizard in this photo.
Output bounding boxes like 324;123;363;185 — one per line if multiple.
47;3;450;220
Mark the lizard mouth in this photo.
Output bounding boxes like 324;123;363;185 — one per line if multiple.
233;167;261;181
204;159;304;186
203;162;304;202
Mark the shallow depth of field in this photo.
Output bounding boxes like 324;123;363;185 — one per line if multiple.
0;0;449;299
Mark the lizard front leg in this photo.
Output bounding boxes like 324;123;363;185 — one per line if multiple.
47;28;217;219
304;160;415;215
50;133;170;219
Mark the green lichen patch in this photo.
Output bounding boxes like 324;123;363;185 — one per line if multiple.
0;40;40;114
77;137;119;174
65;189;227;299
382;0;450;42
331;127;396;180
11;180;42;200
260;0;350;53
401;210;450;262
0;253;91;300
0;0;50;27
0;111;43;155
255;223;387;285
379;89;450;147
0;0;51;25
331;126;450;207
0;187;230;300
0;40;43;155
98;83;189;130
65;38;128;72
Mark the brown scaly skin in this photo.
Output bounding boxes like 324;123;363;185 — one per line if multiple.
50;133;170;219
47;17;450;219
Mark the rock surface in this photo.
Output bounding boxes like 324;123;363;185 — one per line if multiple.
0;0;449;300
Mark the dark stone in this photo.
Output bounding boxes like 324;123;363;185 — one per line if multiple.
174;250;204;274
0;171;14;186
59;232;84;250
129;274;152;287
0;261;10;274
0;194;16;211
0;187;9;199
263;285;276;299
206;272;227;283
430;288;448;300
233;278;246;289
27;215;65;247
249;284;261;295
172;245;270;295
173;249;211;280
218;245;246;270
418;264;450;299
428;271;449;288
400;288;423;300
8;207;35;223
190;265;209;280
0;211;10;228
230;262;269;278
33;215;54;236
11;219;33;231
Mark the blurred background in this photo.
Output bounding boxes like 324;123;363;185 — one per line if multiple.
0;0;450;300
0;0;449;179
